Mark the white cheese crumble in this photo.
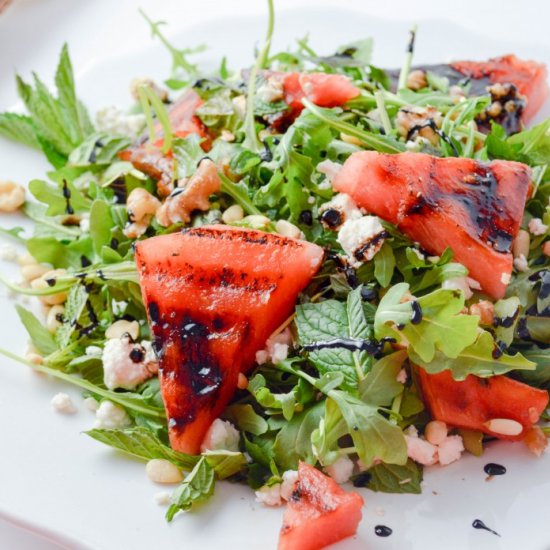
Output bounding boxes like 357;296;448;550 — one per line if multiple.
255;328;292;365
528;217;548;236
102;336;158;390
255;484;282;506
316;159;343;182
324;455;354;484
96;106;146;139
437;435;465;466
319;193;362;230
280;470;298;501
85;345;103;357
200;419;240;453
405;426;465;467
500;272;512;285
442;276;477;299
256;76;284;103
0;244;17;262
337;216;386;267
154;491;172;506
513;254;529;272
51;393;76;414
83;397;99;412
79;217;90;233
94;400;132;429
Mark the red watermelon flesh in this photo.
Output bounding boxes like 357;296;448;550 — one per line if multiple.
135;226;324;454
333;151;531;299
278;462;364;550
451;55;549;123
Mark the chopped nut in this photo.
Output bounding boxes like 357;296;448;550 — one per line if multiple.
0;181;26;212
21;263;50;282
275;219;302;239
424;420;448;446
406;69;427;91
146;459;183;484
483;418;523;437
396;106;443;146
469;300;494;326
30;269;68;306
124;188;161;239
221;204;244;224
156;159;221;227
46;305;65;334
105;320;140;341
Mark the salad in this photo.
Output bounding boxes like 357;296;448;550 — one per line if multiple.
1;1;550;548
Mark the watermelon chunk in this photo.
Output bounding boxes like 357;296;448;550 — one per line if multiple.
278;462;364;550
418;369;549;441
119;89;210;196
135;226;324;454
333;151;532;298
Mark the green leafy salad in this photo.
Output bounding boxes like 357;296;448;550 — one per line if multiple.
1;0;550;523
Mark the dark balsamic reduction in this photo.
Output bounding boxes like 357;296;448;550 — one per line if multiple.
62;180;74;215
472;519;500;537
301;336;395;357
484;463;506;476
410;301;423;324
352;472;372;487
374;525;393;537
298;210;313;226
320;208;342;229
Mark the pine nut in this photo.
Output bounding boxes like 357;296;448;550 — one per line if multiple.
21;263;50;282
46;305;64;334
244;215;271;228
275;219;302;240
146;459;183;484
106;319;140;341
0;181;25;212
222;204;244;224
483;418;523;436
512;230;530;259
424;420;448;445
406;69;428;91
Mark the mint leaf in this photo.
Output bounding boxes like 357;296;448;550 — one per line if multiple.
86;427;197;469
366;459;423;494
296;287;372;390
410;330;535;379
15;304;58;355
166;457;215;520
0;112;40;149
68;133;131;166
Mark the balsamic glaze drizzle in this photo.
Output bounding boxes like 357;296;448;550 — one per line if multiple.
301;336;395;357
374;525;393;537
472;519;500;537
484;463;506;476
410;300;423;324
62;179;74;215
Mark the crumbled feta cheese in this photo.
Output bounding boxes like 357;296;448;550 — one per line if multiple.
528;217;548;236
280;470;298;501
200;419;240;452
324;456;354;484
257;76;284;103
154;491;172;506
337;216;386;267
405;426;438;466
85;345;103;357
51;393;76;414
316;159;343;182
317;178;332;190
396;369;408;384
500;272;511;285
95;106;146;139
255;484;282;506
83;397;99;412
442;276;475;299
94;400;132;429
319;193;362;230
513;254;529;272
102;336;158;390
0;245;17;262
437;435;465;466
79;217;90;233
255;328;292;365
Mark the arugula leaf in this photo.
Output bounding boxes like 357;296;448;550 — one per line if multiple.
366;459;422;494
203;450;247;479
0;113;40;149
493;296;520;346
225;404;268;436
55;284;92;348
173;135;206;178
166;457;215;520
375;283;479;362
296;286;372;390
86;427;198;469
410;330;535;379
374;243;395;287
247;374;296;421
15;304;58;355
29;178;90;216
518;349;550;386
89;200;115;257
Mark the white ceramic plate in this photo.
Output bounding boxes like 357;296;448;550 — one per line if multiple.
1;1;550;549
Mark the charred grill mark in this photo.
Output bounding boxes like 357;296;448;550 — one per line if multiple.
148;302;160;324
353;231;389;261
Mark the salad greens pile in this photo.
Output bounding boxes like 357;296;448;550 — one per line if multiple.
1;0;550;520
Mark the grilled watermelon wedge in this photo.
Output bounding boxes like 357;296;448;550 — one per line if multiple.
119;89;210;196
333;151;532;299
278;462;364;550
135;226;324;454
418;369;549;441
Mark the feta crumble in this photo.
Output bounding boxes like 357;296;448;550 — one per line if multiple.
154;492;172;506
255;328;292;365
94;400;132;430
337;216;387;267
102;336;158;390
255;484;282;506
0;245;17;262
528;217;548;236
51;393;76;414
442;276;477;299
437;435;465;466
200;419;240;452
96;106;146;139
513;254;528;272
280;470;298;501
324;455;354;484
257;76;284;103
316;159;343;182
